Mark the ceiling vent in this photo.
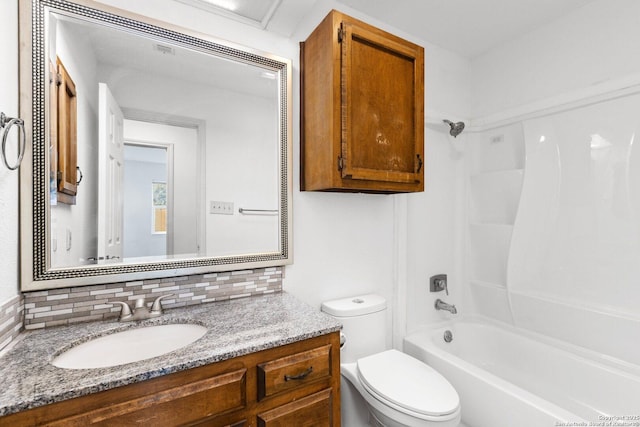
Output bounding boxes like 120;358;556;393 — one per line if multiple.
174;0;282;29
153;43;176;55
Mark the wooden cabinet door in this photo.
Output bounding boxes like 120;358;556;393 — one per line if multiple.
339;20;424;186
257;389;333;427
1;368;247;427
56;58;78;197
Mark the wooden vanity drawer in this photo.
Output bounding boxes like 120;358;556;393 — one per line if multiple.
257;388;333;427
257;344;332;400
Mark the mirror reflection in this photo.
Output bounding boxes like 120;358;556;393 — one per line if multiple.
47;9;282;269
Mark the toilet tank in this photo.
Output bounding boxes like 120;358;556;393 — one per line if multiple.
321;294;387;364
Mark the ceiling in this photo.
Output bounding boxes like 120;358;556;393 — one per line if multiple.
56;13;278;99
270;0;597;58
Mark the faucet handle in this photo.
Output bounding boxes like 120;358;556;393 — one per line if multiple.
430;274;448;295
150;293;174;314
112;301;133;321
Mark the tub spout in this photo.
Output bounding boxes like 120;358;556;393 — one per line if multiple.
435;299;457;314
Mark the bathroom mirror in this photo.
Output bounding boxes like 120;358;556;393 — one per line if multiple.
19;0;292;291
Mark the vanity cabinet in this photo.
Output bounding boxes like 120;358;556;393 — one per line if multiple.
0;333;341;427
300;10;425;193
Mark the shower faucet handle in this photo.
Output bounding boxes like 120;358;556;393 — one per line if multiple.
430;274;448;295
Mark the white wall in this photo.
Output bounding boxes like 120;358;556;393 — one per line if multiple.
204;92;279;257
402;44;471;337
91;0;471;349
49;18;100;268
289;0;471;331
102;69;279;257
123;148;168;259
2;0;637;368
123;120;199;257
404;130;468;336
287;2;471;351
465;0;640;360
3;0;469;352
0;0;20;304
471;0;640;120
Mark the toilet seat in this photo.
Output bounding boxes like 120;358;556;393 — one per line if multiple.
356;349;460;420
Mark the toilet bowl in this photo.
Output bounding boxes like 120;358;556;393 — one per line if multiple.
343;349;460;427
321;294;461;427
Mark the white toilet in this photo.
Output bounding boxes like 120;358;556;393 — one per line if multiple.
321;294;461;427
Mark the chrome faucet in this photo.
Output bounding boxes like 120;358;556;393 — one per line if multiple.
434;299;457;314
112;294;174;322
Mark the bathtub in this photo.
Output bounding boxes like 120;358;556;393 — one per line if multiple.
404;318;640;427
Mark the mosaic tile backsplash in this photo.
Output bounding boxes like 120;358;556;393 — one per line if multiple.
22;267;283;330
0;295;23;351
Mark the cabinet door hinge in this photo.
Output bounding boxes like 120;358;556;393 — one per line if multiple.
416;154;423;173
337;27;344;43
50;73;62;86
338;156;345;171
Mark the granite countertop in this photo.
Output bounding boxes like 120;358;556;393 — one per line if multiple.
0;292;342;417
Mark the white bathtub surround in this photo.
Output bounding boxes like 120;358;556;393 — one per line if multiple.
404;317;640;427
506;92;640;367
465;122;524;327
461;89;640;426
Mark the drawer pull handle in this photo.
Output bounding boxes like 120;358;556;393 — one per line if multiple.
284;366;313;381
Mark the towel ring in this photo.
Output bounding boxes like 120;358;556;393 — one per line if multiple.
1;112;26;171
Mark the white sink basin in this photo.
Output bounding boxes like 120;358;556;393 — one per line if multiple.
52;324;208;369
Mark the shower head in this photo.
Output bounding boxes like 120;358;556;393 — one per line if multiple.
443;119;465;138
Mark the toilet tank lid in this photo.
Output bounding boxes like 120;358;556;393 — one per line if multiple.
321;294;386;317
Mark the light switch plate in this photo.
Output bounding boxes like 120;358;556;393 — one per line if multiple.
210;201;234;215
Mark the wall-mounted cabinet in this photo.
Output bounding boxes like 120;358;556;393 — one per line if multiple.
300;10;425;193
50;57;79;205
